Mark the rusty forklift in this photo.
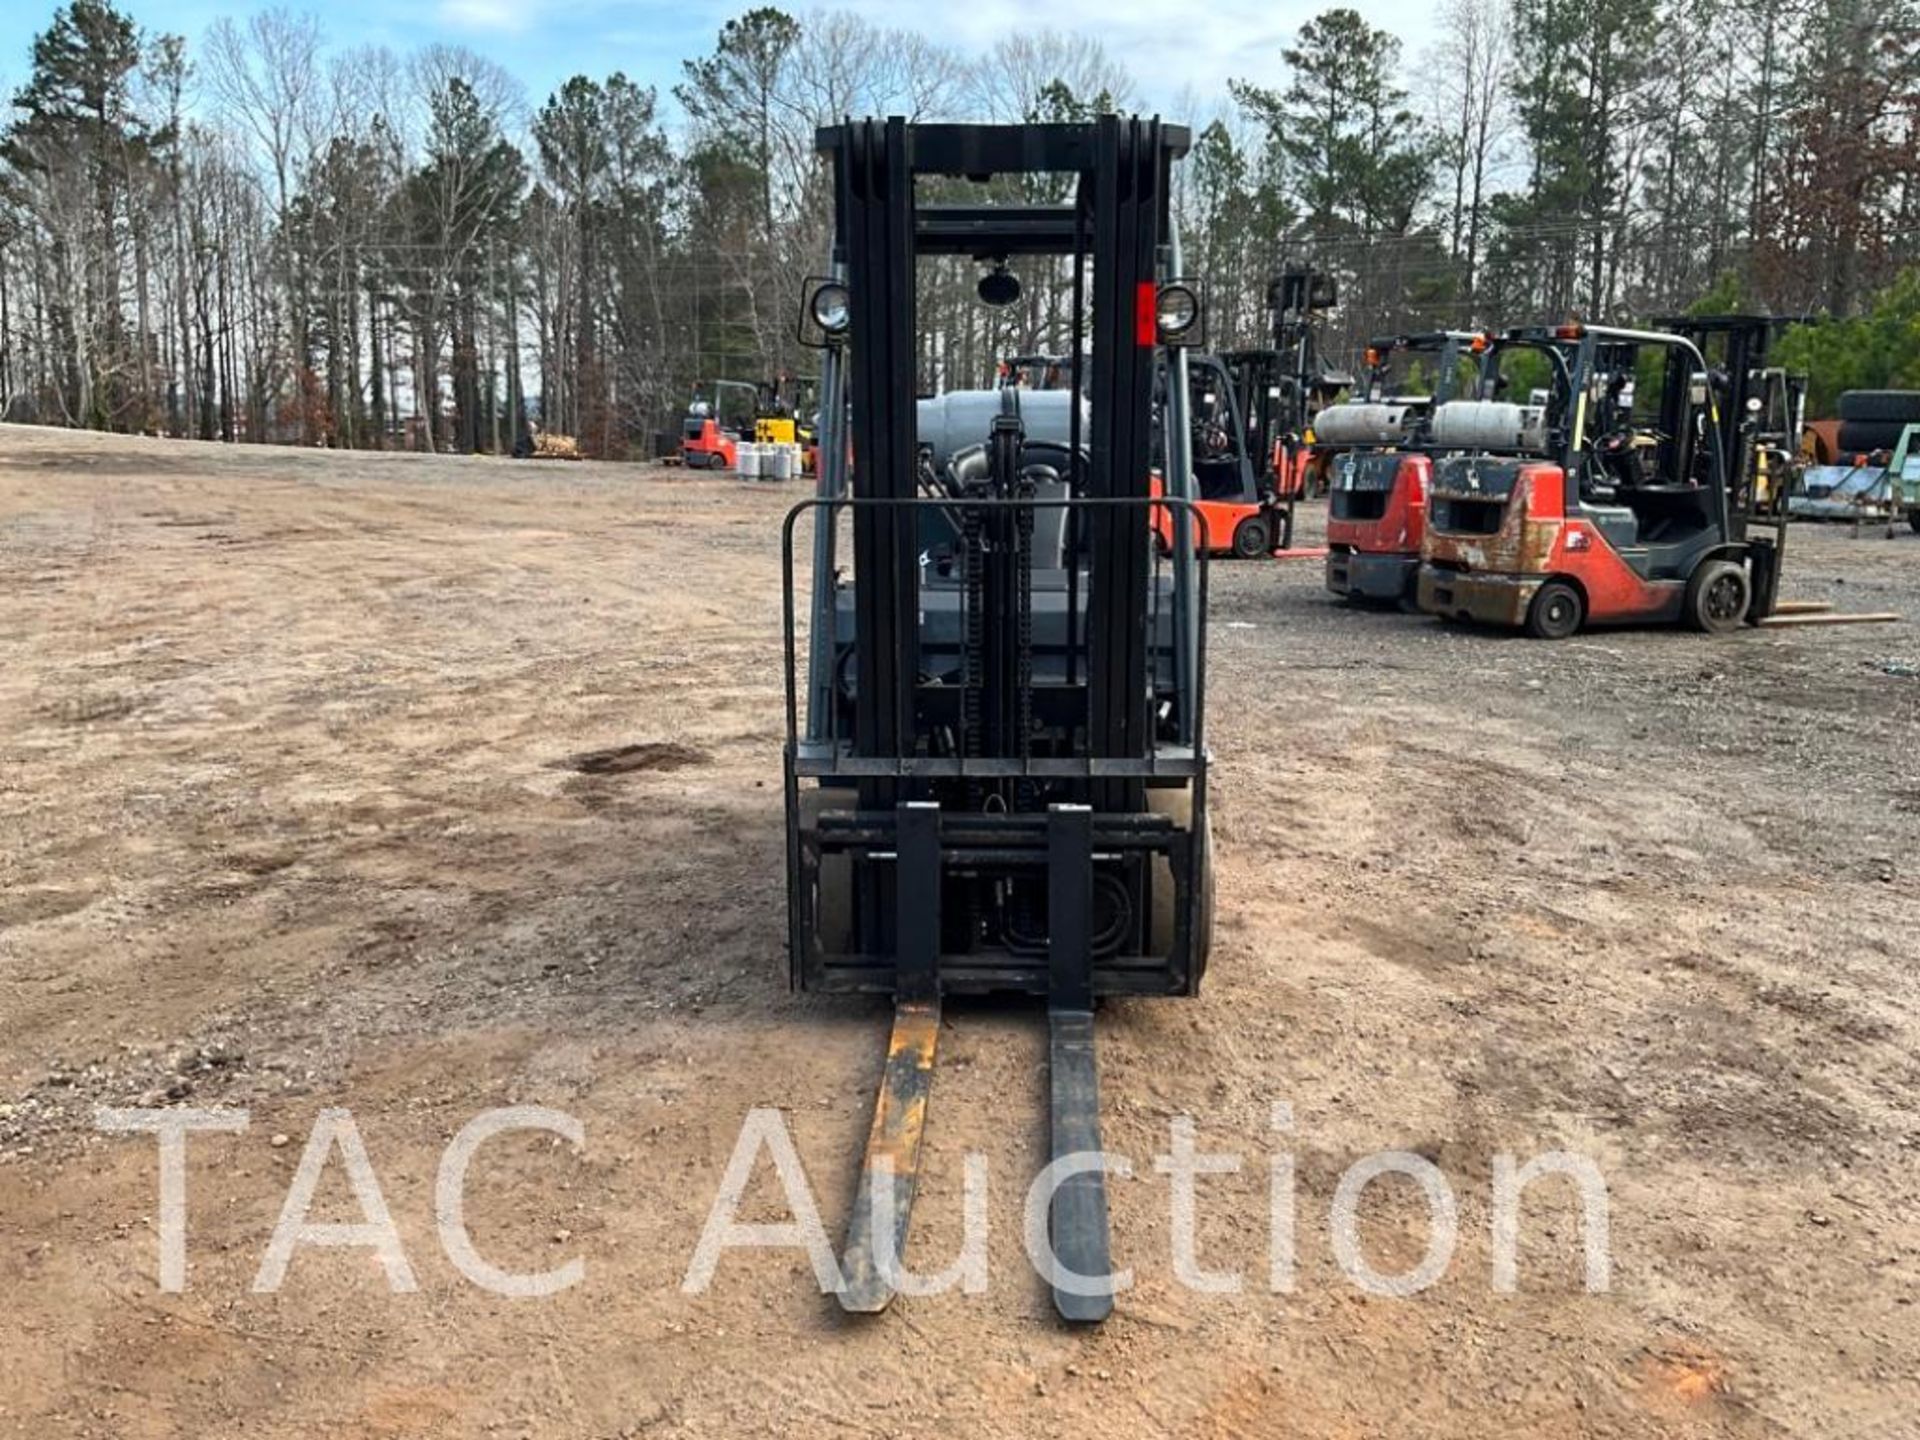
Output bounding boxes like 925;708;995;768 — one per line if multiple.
1417;319;1798;638
1323;330;1486;605
783;117;1213;1323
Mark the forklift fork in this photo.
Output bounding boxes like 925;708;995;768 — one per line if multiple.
836;803;1115;1323
839;802;941;1315
839;998;939;1312
1045;803;1114;1323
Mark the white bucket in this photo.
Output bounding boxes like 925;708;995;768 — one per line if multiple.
737;442;763;478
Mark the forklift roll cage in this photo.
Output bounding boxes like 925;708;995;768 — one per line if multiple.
1361;331;1486;408
1322;330;1490;602
1524;325;1734;531
782;117;1208;1324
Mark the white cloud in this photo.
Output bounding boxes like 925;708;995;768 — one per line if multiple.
437;0;530;34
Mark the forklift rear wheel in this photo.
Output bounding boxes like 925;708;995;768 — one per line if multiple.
1231;516;1272;559
1525;581;1584;640
1909;509;1920;535
1148;788;1214;985
1686;559;1750;634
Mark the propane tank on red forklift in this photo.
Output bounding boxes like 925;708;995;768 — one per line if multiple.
1417;320;1797;639
1323;330;1486;604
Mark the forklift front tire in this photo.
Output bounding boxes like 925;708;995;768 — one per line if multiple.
1525;580;1584;640
1148;788;1214;986
1231;515;1272;559
1686;558;1751;634
798;789;853;956
1908;509;1920;535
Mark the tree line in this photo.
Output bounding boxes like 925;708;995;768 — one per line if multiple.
0;0;1915;456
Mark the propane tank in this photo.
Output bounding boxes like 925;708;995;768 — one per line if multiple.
915;390;1087;470
1428;400;1549;453
1310;402;1416;447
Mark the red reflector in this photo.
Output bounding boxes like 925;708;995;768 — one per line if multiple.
1137;282;1158;346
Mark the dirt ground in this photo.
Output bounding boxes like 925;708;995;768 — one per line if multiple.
2;421;1918;1439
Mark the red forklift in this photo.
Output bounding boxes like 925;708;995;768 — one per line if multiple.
1323;330;1486;605
1417;319;1794;638
997;352;1076;390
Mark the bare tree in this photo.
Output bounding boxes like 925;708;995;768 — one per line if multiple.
1427;0;1511;306
974;31;1136;121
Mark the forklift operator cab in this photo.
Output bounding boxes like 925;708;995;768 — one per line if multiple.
1418;322;1789;638
1189;359;1246;501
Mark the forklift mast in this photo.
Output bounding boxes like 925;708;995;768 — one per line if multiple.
1269;263;1349;435
1650;314;1807;521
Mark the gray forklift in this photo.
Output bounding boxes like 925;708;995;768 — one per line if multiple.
782;117;1214;1323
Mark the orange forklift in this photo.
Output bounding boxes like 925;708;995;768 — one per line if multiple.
1323;330;1485;604
1151;349;1296;557
1418;320;1793;638
1148;264;1350;559
680;379;757;469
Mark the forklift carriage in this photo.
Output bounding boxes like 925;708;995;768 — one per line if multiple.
781;117;1214;1323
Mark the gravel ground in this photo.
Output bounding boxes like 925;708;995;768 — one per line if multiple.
1;421;1917;1439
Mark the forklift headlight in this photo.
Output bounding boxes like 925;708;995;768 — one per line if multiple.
811;282;851;335
1156;283;1200;341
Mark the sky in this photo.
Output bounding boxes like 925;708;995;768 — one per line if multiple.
0;0;1445;127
